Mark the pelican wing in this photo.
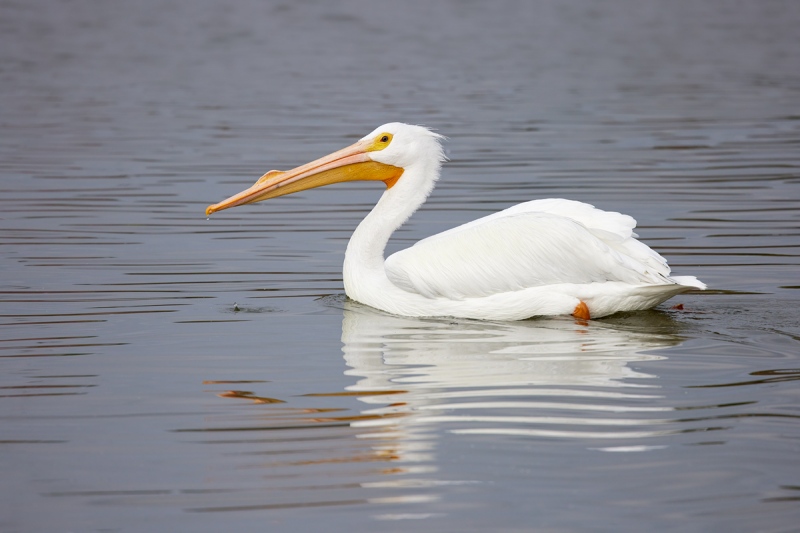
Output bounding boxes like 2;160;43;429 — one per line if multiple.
385;199;674;300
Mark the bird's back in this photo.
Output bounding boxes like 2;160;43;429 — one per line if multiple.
385;199;685;300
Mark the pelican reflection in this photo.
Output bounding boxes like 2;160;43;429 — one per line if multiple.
201;304;690;513
338;301;686;457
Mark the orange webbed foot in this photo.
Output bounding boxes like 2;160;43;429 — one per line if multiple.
572;301;591;321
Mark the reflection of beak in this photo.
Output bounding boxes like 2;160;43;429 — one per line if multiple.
206;139;404;216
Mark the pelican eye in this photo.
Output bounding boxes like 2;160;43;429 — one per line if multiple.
367;132;393;151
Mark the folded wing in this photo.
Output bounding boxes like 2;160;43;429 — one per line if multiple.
384;199;675;300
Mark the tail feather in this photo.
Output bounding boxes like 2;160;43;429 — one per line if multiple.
670;276;706;290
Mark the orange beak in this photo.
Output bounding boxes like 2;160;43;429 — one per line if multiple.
206;138;403;216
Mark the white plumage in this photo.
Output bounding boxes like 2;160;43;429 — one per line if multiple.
207;122;705;320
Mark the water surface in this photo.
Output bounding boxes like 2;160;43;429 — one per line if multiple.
2;1;799;531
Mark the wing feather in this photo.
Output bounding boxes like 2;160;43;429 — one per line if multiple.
385;199;673;300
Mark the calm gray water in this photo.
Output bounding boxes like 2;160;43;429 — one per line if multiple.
2;1;800;531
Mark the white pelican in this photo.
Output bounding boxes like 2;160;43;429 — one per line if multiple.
207;123;705;320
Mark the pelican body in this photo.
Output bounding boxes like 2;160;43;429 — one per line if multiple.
207;123;705;320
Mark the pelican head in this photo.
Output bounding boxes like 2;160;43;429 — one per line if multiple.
206;122;445;216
